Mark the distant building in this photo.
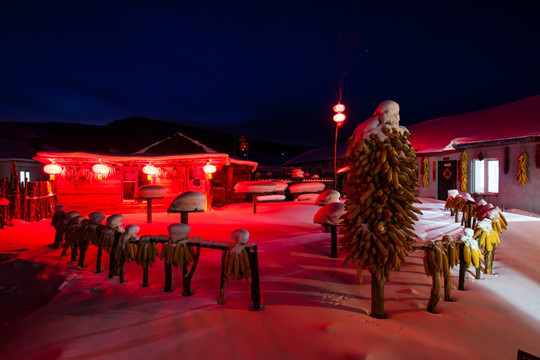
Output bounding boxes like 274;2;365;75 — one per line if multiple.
34;132;257;214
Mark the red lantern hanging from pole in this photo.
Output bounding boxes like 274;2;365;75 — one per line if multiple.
333;103;346;126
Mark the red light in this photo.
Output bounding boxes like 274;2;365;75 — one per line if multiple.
333;103;346;113
92;164;111;179
44;164;62;175
333;113;346;123
142;164;159;176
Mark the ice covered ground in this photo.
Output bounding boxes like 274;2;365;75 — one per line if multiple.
0;197;539;360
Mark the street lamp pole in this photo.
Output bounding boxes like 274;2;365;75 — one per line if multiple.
332;103;346;191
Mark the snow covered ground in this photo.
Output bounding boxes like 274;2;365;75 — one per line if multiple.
0;198;539;360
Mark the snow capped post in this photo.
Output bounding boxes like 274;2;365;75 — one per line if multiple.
341;100;422;319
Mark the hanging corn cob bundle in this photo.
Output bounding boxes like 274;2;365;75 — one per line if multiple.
137;235;166;287
50;205;67;249
163;223;193;292
113;225;140;283
225;229;252;280
460;151;469;192
61;212;83;259
422;157;429;187
413;234;461;313
444;189;459;214
517;151;528;186
474;214;504;275
102;214;124;278
77;212;105;268
341;100;421;319
457;228;483;289
160;236;192;268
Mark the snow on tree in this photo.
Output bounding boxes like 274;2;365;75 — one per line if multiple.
341;100;422;319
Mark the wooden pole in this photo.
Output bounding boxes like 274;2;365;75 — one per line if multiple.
142;266;149;287
458;243;466;290
181;212;188;225
146;199;152;223
485;249;494;275
96;246;103;273
164;263;172;292
182;247;200;296
443;258;452;302
330;225;338;258
119;257;125;283
78;243;87;268
109;233;120;278
218;250;227;305
427;269;442;313
427;250;442;313
248;245;262;311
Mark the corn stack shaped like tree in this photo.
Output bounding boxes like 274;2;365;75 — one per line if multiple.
341;100;421;319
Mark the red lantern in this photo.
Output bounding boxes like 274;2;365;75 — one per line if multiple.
92;163;111;180
143;164;159;181
333;113;346;123
44;163;62;180
203;162;217;179
333;103;346;126
333;103;346;113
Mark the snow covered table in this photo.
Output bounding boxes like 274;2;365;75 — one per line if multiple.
167;191;206;224
234;181;277;213
313;202;346;258
289;182;326;200
136;185;166;223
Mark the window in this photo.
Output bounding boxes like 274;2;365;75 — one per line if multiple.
20;171;30;183
472;159;499;194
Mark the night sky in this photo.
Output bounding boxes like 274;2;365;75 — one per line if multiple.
1;1;539;146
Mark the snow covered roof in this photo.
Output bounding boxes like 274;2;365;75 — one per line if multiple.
33;151;258;171
408;95;540;154
286;95;540;164
133;132;219;155
284;142;348;166
0;137;59;161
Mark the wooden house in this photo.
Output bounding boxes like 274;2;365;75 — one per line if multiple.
282;95;540;213
34;132;257;214
408;95;540;213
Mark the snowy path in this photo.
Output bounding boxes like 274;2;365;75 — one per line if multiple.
0;198;539;359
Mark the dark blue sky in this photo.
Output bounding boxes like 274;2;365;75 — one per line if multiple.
1;1;539;146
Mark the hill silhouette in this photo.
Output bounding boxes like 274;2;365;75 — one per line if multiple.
0;117;310;165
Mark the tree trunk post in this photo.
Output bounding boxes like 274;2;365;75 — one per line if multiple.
427;270;442;313
370;272;387;319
